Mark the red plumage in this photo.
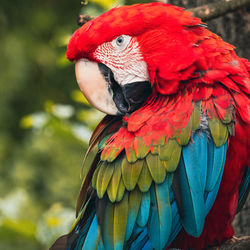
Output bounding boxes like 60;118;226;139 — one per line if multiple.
66;3;250;249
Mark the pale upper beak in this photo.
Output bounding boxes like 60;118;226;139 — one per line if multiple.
75;59;119;115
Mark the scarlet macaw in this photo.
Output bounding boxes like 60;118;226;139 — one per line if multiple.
51;3;250;250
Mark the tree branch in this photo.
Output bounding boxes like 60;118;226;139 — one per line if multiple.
208;236;250;250
157;0;250;21
77;14;93;26
187;0;250;21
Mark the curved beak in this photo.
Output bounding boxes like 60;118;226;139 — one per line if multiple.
75;59;119;115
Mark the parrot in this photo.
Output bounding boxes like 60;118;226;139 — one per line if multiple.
51;2;250;250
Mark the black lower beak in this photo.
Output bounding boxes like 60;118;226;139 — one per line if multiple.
98;63;152;115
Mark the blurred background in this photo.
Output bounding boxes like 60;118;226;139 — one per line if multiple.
0;0;249;249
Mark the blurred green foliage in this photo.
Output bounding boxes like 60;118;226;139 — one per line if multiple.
0;0;143;249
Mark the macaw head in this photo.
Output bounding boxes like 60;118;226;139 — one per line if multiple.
66;3;214;115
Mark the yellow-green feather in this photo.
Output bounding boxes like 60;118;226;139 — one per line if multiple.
222;111;232;124
191;102;201;130
208;117;229;147
106;147;122;162
126;147;137;163
113;192;128;250
122;158;144;191
158;139;181;172
116;178;126;202
92;163;101;189
175;118;192;145
135;137;150;159
100;146;110;161
96;161;114;198
137;160;153;192
153;136;165;146
146;153;166;183
150;145;158;154
107;159;122;202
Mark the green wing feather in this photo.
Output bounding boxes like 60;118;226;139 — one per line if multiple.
137;160;153;192
159;139;181;172
96;161;114;198
113;193;129;250
191;102;201;130
175;117;192;145
116;177;126;202
146;153;166;183
126;147;138;163
107;158;122;202
208;117;228;147
122;158;144;191
134;137;150;159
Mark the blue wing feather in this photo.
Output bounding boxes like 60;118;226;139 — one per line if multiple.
206;139;227;191
179;132;207;237
125;190;142;241
127;227;150;250
148;175;173;249
204;141;227;214
102;201;114;250
165;198;182;247
136;191;151;227
81;215;100;250
73;211;95;250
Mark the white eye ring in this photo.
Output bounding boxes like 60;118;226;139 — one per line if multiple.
111;35;132;50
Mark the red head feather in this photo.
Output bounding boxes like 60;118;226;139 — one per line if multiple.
66;3;201;61
66;2;249;101
66;3;207;95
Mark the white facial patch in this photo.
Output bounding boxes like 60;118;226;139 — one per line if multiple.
93;35;149;85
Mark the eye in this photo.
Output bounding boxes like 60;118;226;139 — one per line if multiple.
111;35;132;50
116;36;124;46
